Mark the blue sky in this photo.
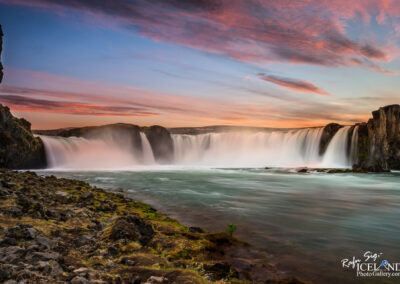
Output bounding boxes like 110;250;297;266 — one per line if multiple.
0;0;399;129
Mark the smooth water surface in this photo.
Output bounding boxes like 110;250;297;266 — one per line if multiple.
38;168;400;283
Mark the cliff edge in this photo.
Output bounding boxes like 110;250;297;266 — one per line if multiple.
0;104;47;169
354;104;400;171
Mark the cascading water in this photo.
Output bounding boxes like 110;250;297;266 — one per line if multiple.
172;128;324;167
321;126;352;168
39;126;359;169
350;126;359;165
140;132;155;164
39;133;149;170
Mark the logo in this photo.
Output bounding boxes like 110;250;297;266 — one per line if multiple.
341;251;400;278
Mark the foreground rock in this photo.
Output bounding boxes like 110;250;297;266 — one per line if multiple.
0;105;47;169
0;170;306;283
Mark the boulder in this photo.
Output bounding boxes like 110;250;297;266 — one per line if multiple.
143;125;174;163
109;214;154;245
0;105;47;169
145;275;168;284
203;262;239;281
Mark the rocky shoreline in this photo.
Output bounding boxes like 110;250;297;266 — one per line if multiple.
0;169;305;284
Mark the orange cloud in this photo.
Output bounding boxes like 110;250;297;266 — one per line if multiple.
258;74;331;97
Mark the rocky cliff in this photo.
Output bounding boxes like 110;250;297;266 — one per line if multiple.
0;105;47;169
354;104;400;171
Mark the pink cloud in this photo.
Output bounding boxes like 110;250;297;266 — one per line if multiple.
258;74;332;97
0;0;398;73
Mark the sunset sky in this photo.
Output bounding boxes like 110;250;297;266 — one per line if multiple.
0;0;400;129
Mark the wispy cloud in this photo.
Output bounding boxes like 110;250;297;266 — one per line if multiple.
0;95;158;117
1;0;397;73
258;74;331;96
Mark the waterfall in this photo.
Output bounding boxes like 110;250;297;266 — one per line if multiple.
172;128;324;167
39;126;355;170
350;126;359;165
140;132;155;164
321;127;351;168
39;134;146;170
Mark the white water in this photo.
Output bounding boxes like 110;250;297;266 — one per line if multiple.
39;127;358;169
322;127;351;168
39;134;144;170
172;128;324;167
350;126;359;165
140;132;155;164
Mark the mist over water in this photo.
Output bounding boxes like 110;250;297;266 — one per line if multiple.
39;132;144;170
39;127;355;170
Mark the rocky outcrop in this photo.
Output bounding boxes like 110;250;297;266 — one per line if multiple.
353;105;400;171
143;125;174;163
0;105;47;169
319;123;343;155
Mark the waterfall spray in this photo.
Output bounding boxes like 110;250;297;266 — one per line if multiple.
322;127;351;168
39;126;354;169
350;126;359;166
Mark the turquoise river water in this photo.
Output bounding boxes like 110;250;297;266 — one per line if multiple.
37;167;400;283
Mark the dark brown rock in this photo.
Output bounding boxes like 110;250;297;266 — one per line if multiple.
0;105;47;169
109;215;154;245
319;123;343;155
143;125;174;163
353;105;400;171
203;262;239;281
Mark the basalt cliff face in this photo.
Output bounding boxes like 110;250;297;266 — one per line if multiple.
0;105;47;169
354;104;400;171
